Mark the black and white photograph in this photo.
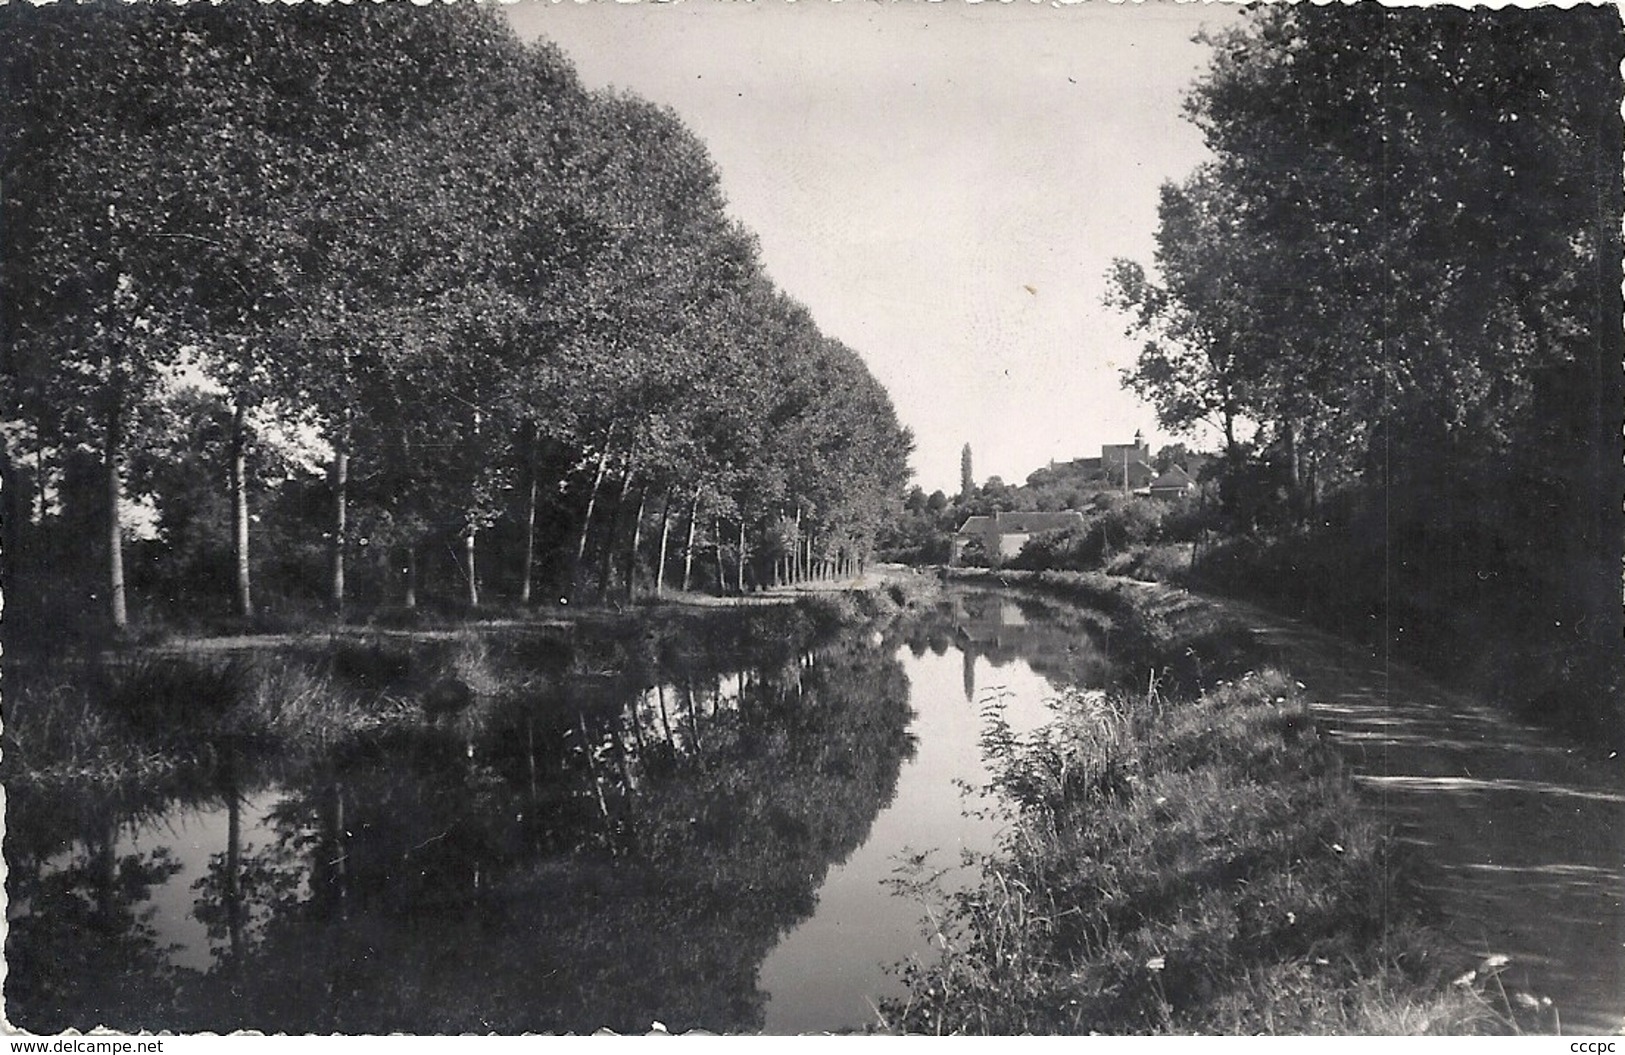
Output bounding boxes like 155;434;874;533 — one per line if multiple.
1;0;1621;1038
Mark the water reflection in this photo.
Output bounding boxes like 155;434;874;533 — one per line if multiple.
7;593;1118;1035
935;587;1116;700
756;643;1063;1033
7;623;920;1034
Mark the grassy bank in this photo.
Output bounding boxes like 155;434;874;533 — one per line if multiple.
888;569;1535;1034
3;575;937;796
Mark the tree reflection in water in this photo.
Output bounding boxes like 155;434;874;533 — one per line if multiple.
5;783;190;1032
6;614;916;1035
907;587;1115;702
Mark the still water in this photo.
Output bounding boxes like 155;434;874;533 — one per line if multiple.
759;636;1057;1033
6;590;1110;1034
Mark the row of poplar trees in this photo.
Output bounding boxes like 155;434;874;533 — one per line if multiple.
1;3;913;629
1106;5;1624;730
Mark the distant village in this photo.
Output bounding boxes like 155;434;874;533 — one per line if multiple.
882;431;1212;568
948;431;1206;565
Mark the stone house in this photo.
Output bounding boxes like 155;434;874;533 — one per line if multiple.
951;510;1087;565
1148;464;1197;500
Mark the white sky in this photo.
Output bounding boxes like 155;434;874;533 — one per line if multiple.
505;0;1243;494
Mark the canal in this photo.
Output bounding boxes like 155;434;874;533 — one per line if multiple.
6;588;1112;1034
10;584;1620;1033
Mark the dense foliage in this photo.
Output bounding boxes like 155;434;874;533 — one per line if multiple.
0;3;912;635
1106;6;1625;739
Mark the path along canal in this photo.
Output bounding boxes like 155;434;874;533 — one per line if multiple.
1221;595;1625;1034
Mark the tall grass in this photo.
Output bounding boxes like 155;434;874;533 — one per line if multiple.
883;668;1520;1035
3;645;447;792
3;661;185;789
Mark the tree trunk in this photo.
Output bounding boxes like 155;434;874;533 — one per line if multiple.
656;684;675;746
654;487;675;598
623;485;647;602
735;519;746;593
713;517;725;593
34;440;46;525
230;401;253;618
403;542;418;609
685;683;704;761
520;455;539;605
681;488;701;592
793;508;803;584
105;402;127;631
226;783;243;960
577;712;612;838
332;781;349;917
463;524;479;608
1304;422;1320;519
329;448;348;616
597;468;635;602
1284;419;1302;524
526;715;538;801
572;442;613;600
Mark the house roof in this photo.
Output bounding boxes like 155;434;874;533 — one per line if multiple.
956;515;995;535
957;511;1086;536
1149;465;1196;490
1100;460;1157;487
993;511;1086;534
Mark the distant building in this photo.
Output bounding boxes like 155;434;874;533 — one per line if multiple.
1148;464;1197;500
951;510;1086;564
1100;429;1154;492
1101;429;1150;472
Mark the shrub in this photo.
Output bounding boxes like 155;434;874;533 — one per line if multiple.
957;534;995;568
1091;494;1167;554
1106;542;1195;584
1012;497;1170;573
1010;525;1094;571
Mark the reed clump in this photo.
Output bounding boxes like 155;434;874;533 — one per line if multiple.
2;644;463;791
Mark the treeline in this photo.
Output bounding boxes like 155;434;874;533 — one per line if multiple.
0;3;911;635
1106;6;1624;737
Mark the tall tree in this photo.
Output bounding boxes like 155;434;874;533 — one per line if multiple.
1113;3;1624;726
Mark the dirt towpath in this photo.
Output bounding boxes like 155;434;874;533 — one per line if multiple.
1205;593;1624;1034
146;568;904;656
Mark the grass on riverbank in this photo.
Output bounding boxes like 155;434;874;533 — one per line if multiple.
2;576;936;794
889;570;1537;1035
2;649;427;791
